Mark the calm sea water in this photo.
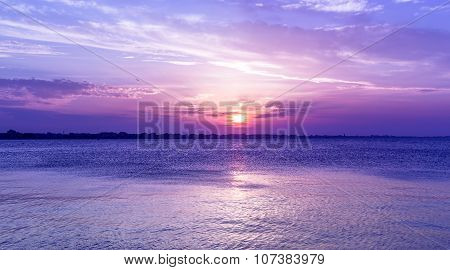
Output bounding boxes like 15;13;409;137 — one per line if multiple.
0;138;449;249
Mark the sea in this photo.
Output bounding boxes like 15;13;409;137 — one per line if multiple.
0;138;449;249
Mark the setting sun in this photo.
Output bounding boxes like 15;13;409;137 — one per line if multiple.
231;113;246;124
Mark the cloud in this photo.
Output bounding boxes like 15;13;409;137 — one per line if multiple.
394;0;420;3
86;85;160;98
0;18;229;63
170;14;205;24
0;40;63;55
0;78;159;104
142;59;199;66
0;78;92;99
44;0;118;14
0;99;27;107
281;0;383;13
209;60;372;86
165;61;198;66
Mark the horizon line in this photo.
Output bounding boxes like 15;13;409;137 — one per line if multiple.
1;130;449;139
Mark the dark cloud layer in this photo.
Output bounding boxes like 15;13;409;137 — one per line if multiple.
0;78;157;106
0;78;92;99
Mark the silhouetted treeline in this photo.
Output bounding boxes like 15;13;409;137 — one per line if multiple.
0;130;134;140
0;130;448;140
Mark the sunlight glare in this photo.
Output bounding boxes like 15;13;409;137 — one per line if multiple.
231;114;246;124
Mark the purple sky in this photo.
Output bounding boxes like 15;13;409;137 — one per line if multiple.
0;0;449;135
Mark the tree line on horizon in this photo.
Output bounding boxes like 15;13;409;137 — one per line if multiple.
0;130;446;139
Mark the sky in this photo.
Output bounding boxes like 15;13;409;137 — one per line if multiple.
0;0;449;135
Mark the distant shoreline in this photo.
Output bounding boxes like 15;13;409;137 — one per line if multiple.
0;130;449;140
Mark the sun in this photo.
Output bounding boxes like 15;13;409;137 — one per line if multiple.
231;113;246;124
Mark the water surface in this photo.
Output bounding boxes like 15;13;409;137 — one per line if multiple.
0;138;449;249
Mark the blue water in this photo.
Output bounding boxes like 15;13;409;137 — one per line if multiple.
0;138;449;249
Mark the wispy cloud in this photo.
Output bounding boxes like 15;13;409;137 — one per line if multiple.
280;0;383;13
170;14;205;24
394;0;420;3
44;0;118;14
0;40;63;55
